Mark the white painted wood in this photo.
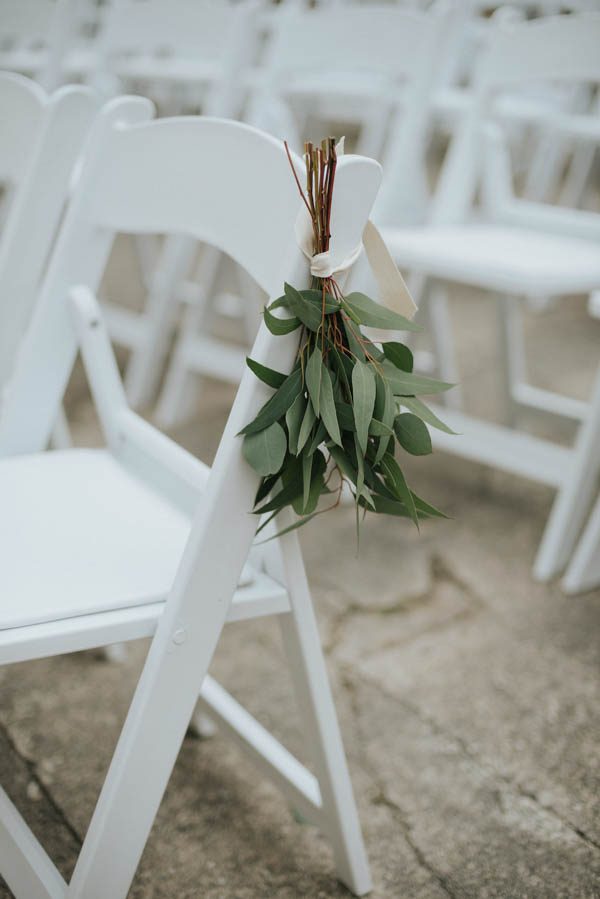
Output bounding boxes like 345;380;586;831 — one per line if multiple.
0;109;379;897
563;493;600;594
0;74;97;392
381;13;600;580
426;405;571;487
534;365;600;581
87;1;263;413
197;675;324;826
0;787;67;899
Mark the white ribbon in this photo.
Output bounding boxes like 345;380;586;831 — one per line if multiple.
295;207;418;319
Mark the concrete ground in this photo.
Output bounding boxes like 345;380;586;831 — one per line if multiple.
1;244;599;897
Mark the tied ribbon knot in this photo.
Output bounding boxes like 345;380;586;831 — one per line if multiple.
295;209;418;320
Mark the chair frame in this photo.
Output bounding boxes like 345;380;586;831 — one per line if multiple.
0;73;96;453
383;13;600;582
0;101;378;898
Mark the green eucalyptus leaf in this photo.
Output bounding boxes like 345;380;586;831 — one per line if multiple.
255;510;321;543
352;361;376;455
374;373;395;464
242;421;287;476
307;420;327;455
293;449;327;515
401;396;456;434
412;492;448;519
329;444;357;483
284;282;322;331
358;494;411;517
305;347;324;416
382;341;414;372
394;413;432;456
369;418;394;437
335;401;355;433
382;361;453;396
344;292;420;332
264;304;301;335
320;365;342;446
246;357;287;388
380;453;419;528
254;470;302;515
297;398;316;452
302;452;312;511
239;368;302;436
300;288;339;314
329;344;353;392
286;391;305;454
254;473;279;506
342;317;366;361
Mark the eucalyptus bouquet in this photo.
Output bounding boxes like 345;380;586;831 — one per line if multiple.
240;138;453;538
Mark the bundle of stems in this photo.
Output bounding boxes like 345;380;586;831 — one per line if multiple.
240;137;452;538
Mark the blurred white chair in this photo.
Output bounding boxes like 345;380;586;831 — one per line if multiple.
89;0;262;412
250;1;447;165
90;0;260;112
0;0;80;90
153;2;449;430
0;72;96;444
0;101;378;898
380;13;600;581
563;492;600;594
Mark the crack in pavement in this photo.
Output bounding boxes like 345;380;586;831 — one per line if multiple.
372;790;458;899
357;675;600;856
322;551;484;659
0;718;82;849
341;674;459;898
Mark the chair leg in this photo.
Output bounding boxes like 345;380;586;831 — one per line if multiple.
125;234;198;411
534;364;600;581
495;293;524;428
425;281;462;409
275;530;372;896
50;405;72;449
562;491;600;595
67;588;237;896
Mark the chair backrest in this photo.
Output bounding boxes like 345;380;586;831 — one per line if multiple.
262;4;437;82
93;0;260;113
253;3;449;227
0;0;77;90
431;12;600;224
0;73;96;389
0;100;381;457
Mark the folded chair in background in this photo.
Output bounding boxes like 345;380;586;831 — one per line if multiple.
90;0;263;412
0;71;96;444
0;101;377;898
379;13;600;582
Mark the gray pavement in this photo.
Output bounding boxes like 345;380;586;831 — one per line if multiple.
1;259;599;898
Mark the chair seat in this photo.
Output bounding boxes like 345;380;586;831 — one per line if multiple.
382;224;600;297
110;56;220;85
0;449;264;632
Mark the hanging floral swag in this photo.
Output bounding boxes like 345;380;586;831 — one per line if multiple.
240;138;454;539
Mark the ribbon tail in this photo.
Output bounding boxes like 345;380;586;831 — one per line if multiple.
362;219;418;320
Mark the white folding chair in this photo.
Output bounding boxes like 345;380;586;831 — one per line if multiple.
88;0;262;412
379;13;600;581
89;0;260;112
0;72;96;441
0;0;81;91
153;2;448;429
0;101;377;898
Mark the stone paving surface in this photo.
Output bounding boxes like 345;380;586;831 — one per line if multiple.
1;251;599;897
